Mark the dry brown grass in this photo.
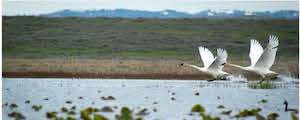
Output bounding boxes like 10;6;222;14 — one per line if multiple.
3;58;298;79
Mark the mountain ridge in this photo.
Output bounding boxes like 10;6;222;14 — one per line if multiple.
42;9;299;19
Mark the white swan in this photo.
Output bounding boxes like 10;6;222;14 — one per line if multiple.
227;35;279;80
181;46;229;80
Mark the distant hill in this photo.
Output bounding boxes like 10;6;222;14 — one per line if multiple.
41;9;299;19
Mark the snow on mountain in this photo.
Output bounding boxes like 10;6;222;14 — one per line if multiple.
41;9;299;19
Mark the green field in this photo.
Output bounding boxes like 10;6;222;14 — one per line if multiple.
3;16;299;60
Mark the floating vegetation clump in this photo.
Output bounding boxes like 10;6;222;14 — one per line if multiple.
8;111;26;120
61;107;69;113
259;99;268;103
25;100;30;104
136;108;150;116
9;103;18;110
191;104;205;113
267;112;279;120
116;107;143;120
100;106;113;112
65;101;72;104
191;104;220;120
32;105;42;112
68;110;76;115
220;110;232;115
235;108;261;118
291;112;299;120
255;113;266;120
248;81;277;89
71;106;76;110
116;107;133;120
46;111;58;119
94;114;109;120
80;107;107;120
217;105;225;109
199;112;221;120
66;116;76;120
101;96;115;100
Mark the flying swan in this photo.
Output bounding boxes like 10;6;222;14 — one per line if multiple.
181;46;229;80
227;35;279;80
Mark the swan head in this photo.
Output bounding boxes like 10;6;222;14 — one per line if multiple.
284;100;288;105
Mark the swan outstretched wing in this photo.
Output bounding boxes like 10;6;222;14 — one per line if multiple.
198;46;215;68
208;48;228;70
254;35;279;70
249;39;264;66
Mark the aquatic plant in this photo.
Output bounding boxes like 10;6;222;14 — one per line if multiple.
94;114;109;120
255;113;266;120
100;106;113;112
101;96;115;100
46;111;58;119
191;104;205;113
171;97;176;101
71;106;76;110
8;111;26;120
259;99;268;103
116;107;134;120
199;112;220;120
80;109;92;120
32;105;42;112
61;107;69;113
80;107;107;120
66;101;72;104
66;116;76;120
267;112;279;120
152;108;157;112
9;103;18;110
25;100;30;104
220;110;232;115
291;112;299;120
68;111;76;115
217;105;225;109
235;108;261;118
248;81;277;89
136;108;150;116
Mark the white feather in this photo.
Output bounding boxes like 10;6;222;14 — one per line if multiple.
198;46;215;68
254;35;279;70
249;39;264;66
208;48;227;71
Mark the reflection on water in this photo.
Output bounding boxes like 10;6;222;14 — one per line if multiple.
2;77;299;120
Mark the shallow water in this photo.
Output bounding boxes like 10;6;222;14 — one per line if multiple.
2;77;299;120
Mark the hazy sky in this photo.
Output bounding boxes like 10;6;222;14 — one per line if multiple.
3;0;299;15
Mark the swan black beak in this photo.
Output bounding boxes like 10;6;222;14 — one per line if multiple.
221;63;226;65
180;63;184;66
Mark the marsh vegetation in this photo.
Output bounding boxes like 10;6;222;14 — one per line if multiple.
2;16;299;79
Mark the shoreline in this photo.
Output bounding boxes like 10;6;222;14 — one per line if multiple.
3;59;299;80
3;71;299;80
3;71;212;80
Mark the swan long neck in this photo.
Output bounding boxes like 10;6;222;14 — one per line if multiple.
182;63;205;72
227;63;247;70
284;102;288;111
